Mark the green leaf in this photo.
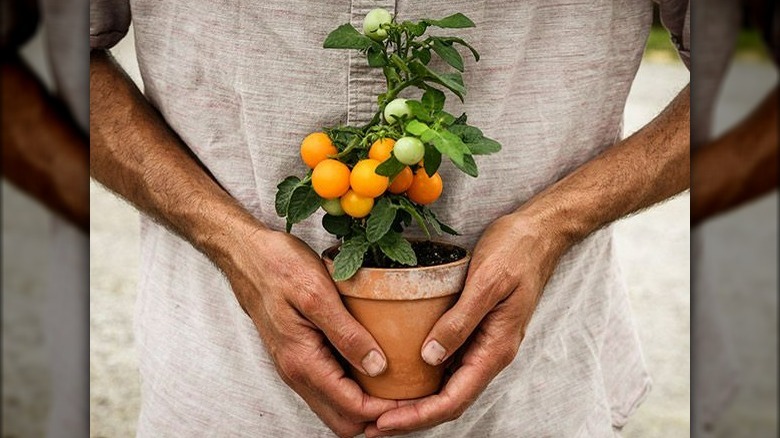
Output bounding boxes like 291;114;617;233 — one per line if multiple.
405;120;469;167
405;119;430;136
422;88;445;112
408;61;466;101
448;124;483;142
378;232;417;266
324;24;374;50
425;209;460;235
332;233;370;281
275;176;301;217
467;137;502;155
423;143;442;176
424;128;469;166
398;198;430;238
415;48;432;64
403;21;428;37
436;111;457;126
431;38;464;72
405;100;433;122
366;198;397;242
367;46;386;67
422;207;443;236
375;155;406;179
424;13;476;29
322;214;352;236
453;153;478;177
286;184;322;224
438;37;480;61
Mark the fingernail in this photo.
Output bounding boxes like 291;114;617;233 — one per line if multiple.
422;340;447;365
362;350;386;377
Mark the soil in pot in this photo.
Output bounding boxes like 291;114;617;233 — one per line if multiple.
323;240;469;400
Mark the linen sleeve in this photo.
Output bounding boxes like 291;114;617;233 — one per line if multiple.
90;0;130;49
655;0;691;69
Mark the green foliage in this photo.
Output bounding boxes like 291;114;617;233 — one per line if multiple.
276;10;503;280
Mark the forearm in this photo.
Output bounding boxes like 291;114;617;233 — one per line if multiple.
89;49;265;267
514;85;690;251
1;55;89;231
691;87;778;226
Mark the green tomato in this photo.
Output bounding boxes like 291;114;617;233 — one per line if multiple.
363;8;392;41
321;198;345;216
394;137;425;165
383;98;410;124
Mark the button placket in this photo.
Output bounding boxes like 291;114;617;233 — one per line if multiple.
347;0;396;125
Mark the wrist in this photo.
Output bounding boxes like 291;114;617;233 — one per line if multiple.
188;201;272;276
507;199;581;261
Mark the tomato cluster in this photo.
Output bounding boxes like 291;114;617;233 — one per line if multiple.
300;126;442;219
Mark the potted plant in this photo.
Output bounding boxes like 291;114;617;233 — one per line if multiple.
275;8;502;400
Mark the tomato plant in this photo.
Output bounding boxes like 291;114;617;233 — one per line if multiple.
275;9;502;280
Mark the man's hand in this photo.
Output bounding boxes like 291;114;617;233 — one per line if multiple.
363;214;566;437
365;85;690;436
90;50;397;437
224;228;398;437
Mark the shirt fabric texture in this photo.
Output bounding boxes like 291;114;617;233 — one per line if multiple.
91;1;690;436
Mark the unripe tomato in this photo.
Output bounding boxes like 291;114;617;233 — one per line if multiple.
300;132;337;169
321;198;345;216
312;159;351;199
407;169;443;205
340;190;374;218
368;138;395;162
393;136;425;165
383;98;411;124
363;8;392;41
388;166;413;194
350;159;389;198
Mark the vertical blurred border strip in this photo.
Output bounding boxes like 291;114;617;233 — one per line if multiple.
2;0;91;436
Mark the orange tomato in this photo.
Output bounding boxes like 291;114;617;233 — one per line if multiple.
368;138;396;162
340;190;374;218
388;166;413;194
300;132;337;169
406;169;443;205
312;159;351;199
350;159;389;198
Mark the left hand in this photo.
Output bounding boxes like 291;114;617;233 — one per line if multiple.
364;212;569;437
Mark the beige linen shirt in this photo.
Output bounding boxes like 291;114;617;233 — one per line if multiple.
92;1;689;436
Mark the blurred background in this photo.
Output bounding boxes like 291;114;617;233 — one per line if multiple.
1;4;776;438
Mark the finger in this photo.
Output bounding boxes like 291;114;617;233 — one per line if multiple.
286;331;400;422
306;395;367;438
377;303;522;433
420;267;511;366
293;279;388;378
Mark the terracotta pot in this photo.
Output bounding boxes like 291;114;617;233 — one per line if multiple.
322;242;470;400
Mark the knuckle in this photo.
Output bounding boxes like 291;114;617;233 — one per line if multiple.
332;326;362;352
332;424;361;438
295;286;321;316
496;343;520;369
275;352;305;384
445;313;471;342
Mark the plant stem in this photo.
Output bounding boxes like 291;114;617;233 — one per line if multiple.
331;135;362;159
370;245;382;267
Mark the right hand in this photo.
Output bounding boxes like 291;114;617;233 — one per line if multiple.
221;228;398;437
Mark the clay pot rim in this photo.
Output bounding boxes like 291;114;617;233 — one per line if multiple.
321;239;471;274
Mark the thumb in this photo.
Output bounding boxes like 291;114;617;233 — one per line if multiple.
420;273;503;366
295;284;388;378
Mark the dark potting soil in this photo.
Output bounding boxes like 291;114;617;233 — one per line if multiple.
361;240;467;269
